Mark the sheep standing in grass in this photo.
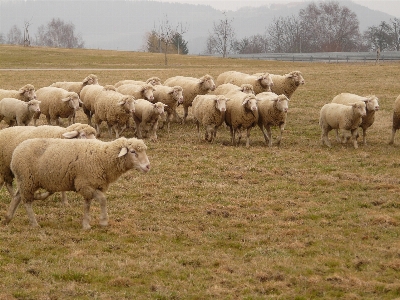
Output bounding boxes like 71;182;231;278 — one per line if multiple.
132;99;167;142
80;84;104;126
192;94;230;143
163;75;216;123
114;77;162;88
93;86;136;138
256;92;290;147
0;84;37;102
389;95;400;145
50;74;98;96
319;102;366;149
0;98;41;126
225;92;259;147
33;87;82;126
0;123;97;204
268;71;305;99
216;71;273;94
212;83;255;96
116;83;155;102
332;93;379;145
5;137;150;229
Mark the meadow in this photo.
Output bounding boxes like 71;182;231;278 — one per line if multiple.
0;45;399;299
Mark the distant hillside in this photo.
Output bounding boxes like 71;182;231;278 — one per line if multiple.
0;0;394;54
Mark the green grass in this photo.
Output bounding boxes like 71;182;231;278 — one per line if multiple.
0;44;399;299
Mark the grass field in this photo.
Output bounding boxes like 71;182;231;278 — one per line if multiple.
0;45;399;299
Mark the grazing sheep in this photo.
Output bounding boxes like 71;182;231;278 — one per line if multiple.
256;92;290;147
332;93;379;145
319;102;366;149
0;84;37;102
33;87;82;126
163;75;216;123
5;137;150;229
114;77;162;88
0;123;97;204
212;83;255;96
116;83;155;102
225;92;259;147
93;86;136;138
216;71;273;94
0;98;41;126
268;71;305;99
192;94;230;143
50;74;98;96
132;99;167;142
389;95;400;145
80;84;104;126
152;85;184;133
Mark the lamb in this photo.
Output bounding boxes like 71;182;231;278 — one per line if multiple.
116;83;155;101
389;95;400;145
268;71;305;99
50;74;98;96
0;123;97;204
93;85;136;138
152;85;184;133
256;92;290;147
0;98;41;126
332;93;379;145
216;71;273;94
132;99;167;142
79;84;104;126
0;84;37;102
319;102;366;149
163;74;216;123
5;137;150;229
225;92;259;147
212;83;255;96
114;77;162;88
33;87;82;126
192;94;230;143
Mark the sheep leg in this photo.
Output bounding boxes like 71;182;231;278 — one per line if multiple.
237;129;243;146
24;200;40;227
95;123;101;137
93;190;108;227
3;189;23;225
245;128;251;148
277;124;284;146
321;128;331;147
82;198;93;230
258;124;269;146
351;129;359;149
362;128;367;145
173;109;182;124
182;106;189;124
389;128;397;145
150;121;158;142
266;126;273;147
46;115;52;125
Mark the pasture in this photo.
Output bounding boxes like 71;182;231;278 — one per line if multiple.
0;45;399;299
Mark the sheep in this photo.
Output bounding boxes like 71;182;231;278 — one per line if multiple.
163;74;216;123
93;85;136;138
0;98;41;126
50;74;98;96
389;95;400;145
211;83;255;96
5;137;150;229
152;85;184;133
114;77;162;88
79;84;104;126
132;99;167;142
256;92;290;147
268;71;305;99
192;94;230;143
332;93;379;145
225;92;259;147
0;123;97;204
116;83;155;102
33;87;82;126
216;71;273;94
319;102;366;149
0;84;37;102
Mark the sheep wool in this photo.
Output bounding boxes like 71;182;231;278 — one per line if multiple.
114;77;162;88
212;83;255;96
216;71;273;94
50;74;98;96
0;98;41;126
152;85;183;132
133;99;167;142
270;71;305;99
0;84;37;102
390;95;400;144
80;84;104;126
116;83;155;101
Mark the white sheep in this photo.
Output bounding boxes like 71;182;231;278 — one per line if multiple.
216;71;273;94
93;86;136;138
0;98;41;126
192;94;230;143
256;92;290;147
33;87;82;126
50;74;98;96
319;102;366;149
0;84;37;102
332;93;379;145
152;85;184;133
80;84;104;126
212;83;255;96
114;77;162;88
116;83;155;102
5;137;150;229
163;74;216;123
225;92;259;147
268;71;305;99
389;95;400;145
132;99;167;142
0;123;97;204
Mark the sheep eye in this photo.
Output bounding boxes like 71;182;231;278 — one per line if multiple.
130;150;137;156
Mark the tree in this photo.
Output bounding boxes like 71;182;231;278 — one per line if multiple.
35;18;84;48
234;34;268;54
363;21;397;51
23;20;32;47
0;33;5;44
172;32;189;55
7;25;23;45
267;16;302;53
206;12;236;58
144;28;189;55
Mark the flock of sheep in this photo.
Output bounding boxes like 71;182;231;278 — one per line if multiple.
1;69;400;229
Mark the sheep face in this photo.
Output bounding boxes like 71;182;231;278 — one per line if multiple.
275;95;289;113
289;71;305;86
171;87;184;104
200;75;216;91
62;93;82;110
143;85;155;101
153;102;167;115
20;84;37;100
215;96;228;112
118;139;150;173
27;100;41;113
118;96;135;113
147;77;162;86
242;95;258;112
259;73;274;91
240;84;255;94
364;96;379;111
352;102;367;117
62;130;97;139
83;74;98;86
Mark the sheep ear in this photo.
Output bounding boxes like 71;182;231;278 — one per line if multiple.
241;98;248;105
225;98;231;102
61;97;70;102
78;98;83;104
118;147;128;157
117;99;126;106
62;131;79;139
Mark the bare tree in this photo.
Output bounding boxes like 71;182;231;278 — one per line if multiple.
234;34;268;54
7;25;23;45
23;20;32;47
35;18;84;48
207;11;236;58
363;21;396;51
